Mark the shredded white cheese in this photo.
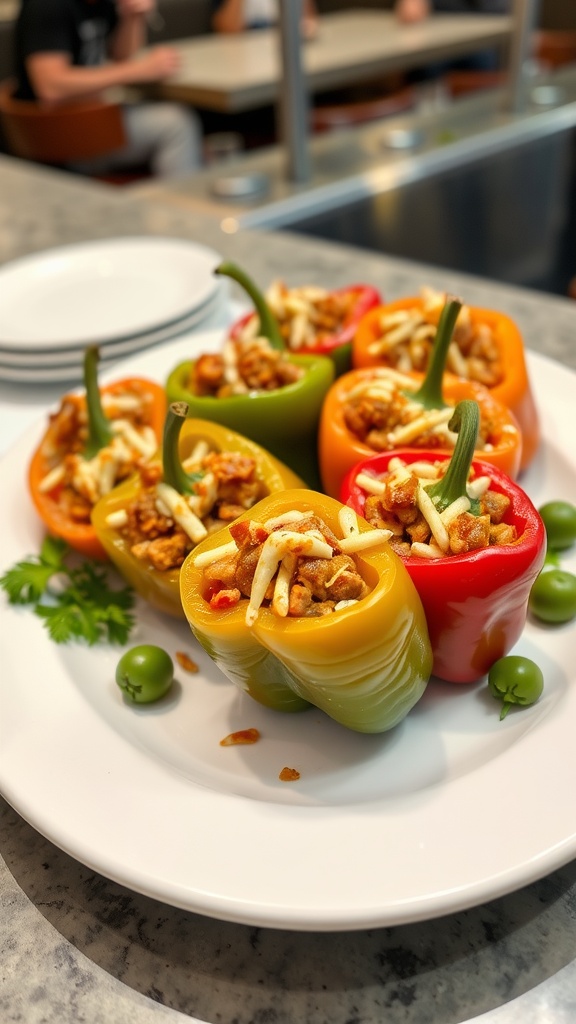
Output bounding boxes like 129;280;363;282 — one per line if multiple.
353;472;387;496
417;483;450;552
155;482;208;545
272;553;297;617
339;529;392;553
193;540;238;569
105;508;129;528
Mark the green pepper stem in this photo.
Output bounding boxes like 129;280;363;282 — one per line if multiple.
410;296;462;410
500;702;511;720
83;346;114;459
426;399;481;514
215;262;285;351
162;402;194;495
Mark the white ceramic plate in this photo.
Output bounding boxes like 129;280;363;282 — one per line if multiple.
0;287;227;384
1;344;575;932
0;281;225;370
0;238;222;350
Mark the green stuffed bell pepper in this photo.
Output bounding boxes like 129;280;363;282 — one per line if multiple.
92;405;305;618
180;488;432;733
165;263;334;489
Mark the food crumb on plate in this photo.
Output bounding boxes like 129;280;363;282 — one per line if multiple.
279;766;301;782
220;728;260;746
175;651;199;673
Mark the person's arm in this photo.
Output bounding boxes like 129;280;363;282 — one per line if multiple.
25;47;180;105
302;0;318;38
395;0;431;23
212;0;319;35
212;0;246;34
109;0;154;61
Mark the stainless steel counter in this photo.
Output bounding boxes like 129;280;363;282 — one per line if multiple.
135;65;576;298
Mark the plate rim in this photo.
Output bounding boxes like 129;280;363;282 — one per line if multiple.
0;237;222;351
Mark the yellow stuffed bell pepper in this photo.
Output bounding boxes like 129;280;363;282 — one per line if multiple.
91;408;305;619
180;488;432;733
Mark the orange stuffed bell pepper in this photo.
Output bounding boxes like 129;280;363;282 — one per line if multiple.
180;488;432;732
28;346;166;560
319;296;523;499
91;405;305;618
353;288;539;470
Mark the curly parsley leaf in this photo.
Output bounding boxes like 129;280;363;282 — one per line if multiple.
0;539;135;645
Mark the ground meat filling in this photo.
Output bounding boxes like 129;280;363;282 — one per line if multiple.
368;288;504;389
36;386;159;524
109;447;268;573
342;368;498;453
357;457;517;559
189;334;303;398
239;282;358;351
199;509;387;621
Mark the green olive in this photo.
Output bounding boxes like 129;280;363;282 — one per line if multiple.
538;501;576;552
529;568;576;624
115;645;174;704
488;655;544;720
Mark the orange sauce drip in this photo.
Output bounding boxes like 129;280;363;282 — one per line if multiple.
220;728;261;746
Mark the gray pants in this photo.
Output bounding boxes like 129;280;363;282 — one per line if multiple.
71;102;203;179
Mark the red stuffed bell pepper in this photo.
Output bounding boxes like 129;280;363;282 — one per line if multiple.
228;275;381;377
342;400;546;683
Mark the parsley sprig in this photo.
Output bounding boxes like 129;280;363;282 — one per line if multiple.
0;536;135;646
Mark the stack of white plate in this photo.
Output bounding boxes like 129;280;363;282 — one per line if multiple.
0;237;227;384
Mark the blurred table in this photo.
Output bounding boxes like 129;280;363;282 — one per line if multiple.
152;8;513;112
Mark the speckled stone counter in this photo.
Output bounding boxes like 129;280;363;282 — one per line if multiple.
1;155;576;1024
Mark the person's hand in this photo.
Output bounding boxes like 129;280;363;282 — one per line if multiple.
301;15;319;41
116;0;157;17
133;46;181;81
395;0;431;23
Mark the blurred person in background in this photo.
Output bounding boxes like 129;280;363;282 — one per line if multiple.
211;0;318;37
395;0;511;71
208;0;318;148
396;0;510;21
14;0;203;178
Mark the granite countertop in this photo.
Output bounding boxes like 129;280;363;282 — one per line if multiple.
1;155;576;1024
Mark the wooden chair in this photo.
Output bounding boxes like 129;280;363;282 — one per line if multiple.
443;31;576;99
443;69;507;99
0;78;139;179
310;86;417;133
534;31;576;70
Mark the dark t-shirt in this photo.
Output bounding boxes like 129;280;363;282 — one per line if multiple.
15;0;118;100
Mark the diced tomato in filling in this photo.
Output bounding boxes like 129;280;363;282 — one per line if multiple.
209;588;241;610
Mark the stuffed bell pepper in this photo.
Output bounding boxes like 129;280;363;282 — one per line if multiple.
91;405;305;618
229;276;381;377
28;346;166;560
319;296;522;499
165;263;335;489
342;400;546;683
180;488;432;733
353;287;539;470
